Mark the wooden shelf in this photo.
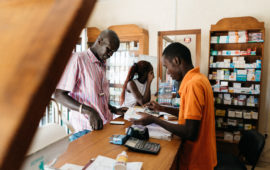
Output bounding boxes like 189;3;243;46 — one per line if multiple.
215;115;259;120
211;42;264;45
211;55;259;57
215;104;259;109
213;91;260;96
210;67;261;70
209;79;261;84
0;0;96;169
216;138;239;144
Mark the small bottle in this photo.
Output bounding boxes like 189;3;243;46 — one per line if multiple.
114;151;128;170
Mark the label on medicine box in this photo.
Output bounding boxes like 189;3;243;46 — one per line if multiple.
243;112;251;119
228;110;236;117
224;132;233;142
235;111;242;118
109;135;128;145
251;111;258;119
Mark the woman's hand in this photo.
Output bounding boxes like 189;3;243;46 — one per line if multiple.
147;71;154;83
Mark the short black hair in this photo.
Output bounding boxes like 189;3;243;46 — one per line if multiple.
162;42;192;65
99;29;120;47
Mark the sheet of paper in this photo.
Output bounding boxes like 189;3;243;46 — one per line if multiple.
60;163;84;170
124;107;145;120
86;155;142;170
146;123;172;141
127;162;143;170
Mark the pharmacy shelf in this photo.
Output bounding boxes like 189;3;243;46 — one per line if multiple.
211;55;261;57
209;67;261;70
216;138;239;144
215;115;259;121
209;79;261;84
216;127;243;132
210;42;263;45
213;91;260;96
209;17;265;144
215;104;259;109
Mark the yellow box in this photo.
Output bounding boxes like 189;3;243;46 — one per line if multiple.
216;109;226;116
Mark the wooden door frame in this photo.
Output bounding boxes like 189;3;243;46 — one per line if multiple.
157;29;201;89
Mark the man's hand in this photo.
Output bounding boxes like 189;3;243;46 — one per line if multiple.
145;101;162;112
131;112;155;126
82;106;103;130
115;107;128;116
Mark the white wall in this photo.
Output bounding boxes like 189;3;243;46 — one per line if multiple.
87;0;177;56
87;0;270;162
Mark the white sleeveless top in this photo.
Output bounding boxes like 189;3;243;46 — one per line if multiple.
121;79;147;107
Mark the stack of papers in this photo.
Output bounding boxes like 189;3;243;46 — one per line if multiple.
60;163;83;170
124;107;160;121
85;155;143;170
146;123;173;141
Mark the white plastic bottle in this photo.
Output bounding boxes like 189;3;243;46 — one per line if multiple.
114;151;128;170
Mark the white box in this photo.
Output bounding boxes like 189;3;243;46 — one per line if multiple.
235;111;242;118
224;132;234;142
243;112;251;119
251;111;258;119
220;36;229;43
228;110;236;117
244;124;252;130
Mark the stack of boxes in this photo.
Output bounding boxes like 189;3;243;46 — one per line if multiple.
209;56;261;82
210;30;263;143
210;31;263;44
214;81;259;96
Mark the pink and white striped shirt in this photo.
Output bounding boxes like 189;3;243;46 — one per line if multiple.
57;49;112;132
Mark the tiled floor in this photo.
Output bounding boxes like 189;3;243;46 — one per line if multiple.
247;161;270;170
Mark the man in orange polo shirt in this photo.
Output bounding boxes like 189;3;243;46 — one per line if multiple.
132;42;217;170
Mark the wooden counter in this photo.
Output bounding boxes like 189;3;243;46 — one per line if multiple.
55;118;181;170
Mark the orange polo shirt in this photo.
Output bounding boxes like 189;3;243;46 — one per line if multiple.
178;67;217;170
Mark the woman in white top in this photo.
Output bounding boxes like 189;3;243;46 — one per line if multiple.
120;60;154;107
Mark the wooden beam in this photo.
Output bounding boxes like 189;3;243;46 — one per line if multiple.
0;0;96;169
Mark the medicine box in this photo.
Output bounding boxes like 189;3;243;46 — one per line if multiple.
243;111;251;119
255;70;261;81
234;134;241;142
224;132;233;142
216;109;226;116
251;111;258;119
228;110;236;117
244;124;252;130
235;111;242;118
227;119;237;126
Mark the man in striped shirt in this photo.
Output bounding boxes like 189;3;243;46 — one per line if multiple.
55;30;127;132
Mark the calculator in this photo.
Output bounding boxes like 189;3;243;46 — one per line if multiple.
124;137;160;154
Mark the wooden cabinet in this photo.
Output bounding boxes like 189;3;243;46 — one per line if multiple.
208;17;265;143
87;27;101;47
108;24;149;56
107;24;149;106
